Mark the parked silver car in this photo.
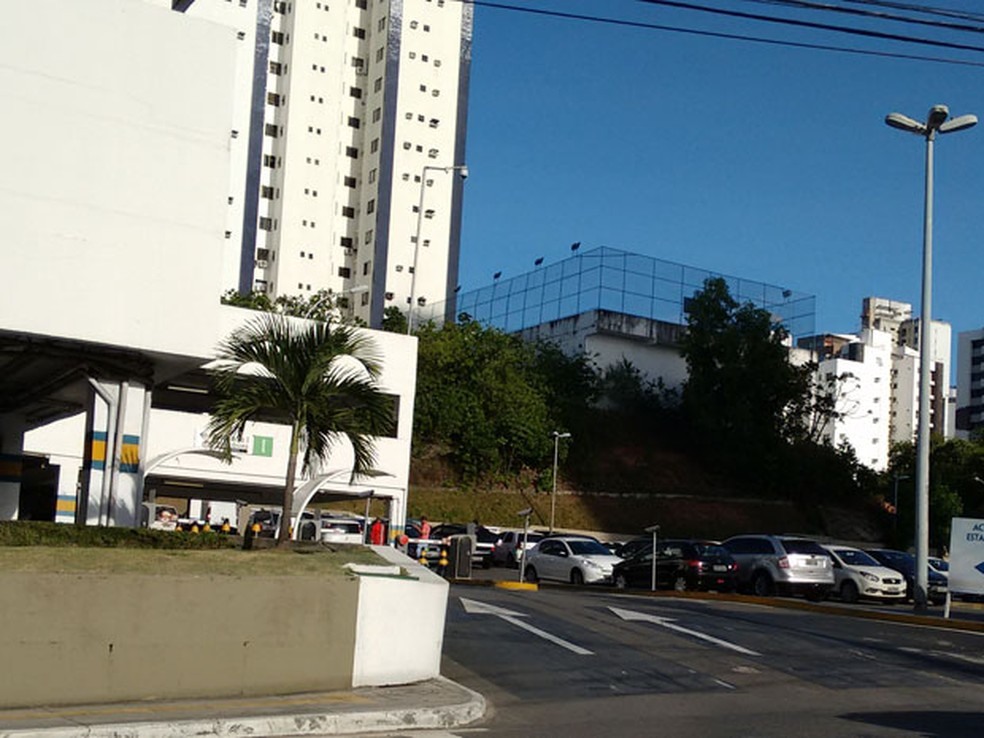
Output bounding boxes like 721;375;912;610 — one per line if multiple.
491;529;544;568
721;535;834;601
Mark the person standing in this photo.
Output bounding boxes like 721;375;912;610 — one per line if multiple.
369;517;385;545
418;516;432;559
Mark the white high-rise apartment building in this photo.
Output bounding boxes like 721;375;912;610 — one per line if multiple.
164;0;472;327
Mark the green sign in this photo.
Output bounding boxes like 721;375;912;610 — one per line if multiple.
252;436;274;457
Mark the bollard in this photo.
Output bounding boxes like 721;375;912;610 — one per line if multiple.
190;524;199;534
203;524;211;533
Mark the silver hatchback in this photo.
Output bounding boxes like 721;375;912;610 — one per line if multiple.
722;535;834;601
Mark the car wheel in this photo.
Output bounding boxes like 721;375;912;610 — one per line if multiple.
752;571;774;597
614;573;628;589
841;580;860;604
570;569;584;586
673;574;688;592
524;566;538;584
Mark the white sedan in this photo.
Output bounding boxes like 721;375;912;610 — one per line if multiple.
523;536;623;585
823;544;907;603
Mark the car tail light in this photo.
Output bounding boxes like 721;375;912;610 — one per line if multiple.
686;559;702;570
778;556;790;569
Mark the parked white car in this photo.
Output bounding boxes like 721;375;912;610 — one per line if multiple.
523;536;623;585
822;544;906;603
491;529;544;568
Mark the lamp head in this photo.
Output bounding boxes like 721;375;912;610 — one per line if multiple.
517;507;533;518
885;112;925;135
455;165;469;180
927;104;950;129
939;113;978;134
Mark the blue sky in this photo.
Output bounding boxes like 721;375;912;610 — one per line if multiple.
456;0;984;342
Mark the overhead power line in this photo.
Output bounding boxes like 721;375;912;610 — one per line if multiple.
736;0;984;34
631;0;984;53
841;0;984;23
466;1;984;68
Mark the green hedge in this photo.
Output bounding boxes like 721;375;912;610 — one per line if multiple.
0;521;240;550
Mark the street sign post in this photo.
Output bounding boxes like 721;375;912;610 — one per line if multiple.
945;517;984;618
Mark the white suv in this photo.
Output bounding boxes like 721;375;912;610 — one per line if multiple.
822;545;906;603
722;535;834;601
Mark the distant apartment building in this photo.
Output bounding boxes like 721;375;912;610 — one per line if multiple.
861;297;912;342
801;299;952;471
955;327;984;438
162;0;472;327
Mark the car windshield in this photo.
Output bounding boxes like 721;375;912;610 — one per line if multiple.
569;540;614;556
781;539;828;555
695;543;729;558
834;549;880;567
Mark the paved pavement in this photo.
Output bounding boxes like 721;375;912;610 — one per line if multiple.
0;677;485;738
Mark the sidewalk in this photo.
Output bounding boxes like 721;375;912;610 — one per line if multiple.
0;677;486;738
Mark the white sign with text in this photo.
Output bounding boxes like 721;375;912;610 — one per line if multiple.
948;517;984;596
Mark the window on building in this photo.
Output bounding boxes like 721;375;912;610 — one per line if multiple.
374;77;383;92
368;168;377;183
354;27;366;39
271;30;286;44
260;186;275;199
352;57;365;69
363;261;371;276
269;61;283;75
355;0;367;8
371;138;380;153
365;229;373;244
259;217;274;231
366;199;375;214
349;87;363;99
338;267;352;278
344;176;357;187
410;21;418;29
372;107;381;122
267;92;281;106
342;206;356;218
263;154;279;168
346;146;359;158
348;116;361;129
264;123;278;137
378;17;386;32
340;236;354;248
375;47;385;62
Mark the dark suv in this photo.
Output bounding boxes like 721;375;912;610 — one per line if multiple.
612;539;738;592
722;535;834;601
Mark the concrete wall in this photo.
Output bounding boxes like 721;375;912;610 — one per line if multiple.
0;549;448;708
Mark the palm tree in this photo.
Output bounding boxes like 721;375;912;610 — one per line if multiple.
206;313;393;545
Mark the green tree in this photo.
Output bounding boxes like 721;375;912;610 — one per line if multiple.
679;277;822;494
413;318;555;481
206;314;392;545
221;288;365;325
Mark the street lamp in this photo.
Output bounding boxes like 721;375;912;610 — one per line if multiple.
885;104;977;611
892;472;909;532
406;164;468;335
549;431;571;533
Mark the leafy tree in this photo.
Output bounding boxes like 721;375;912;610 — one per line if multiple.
679;277;816;488
381;305;408;333
413;318;555;481
206;314;392;545
220;288;365;325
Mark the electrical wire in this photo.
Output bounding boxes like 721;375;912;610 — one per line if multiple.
630;0;984;53
840;0;984;23
735;0;984;34
465;1;984;67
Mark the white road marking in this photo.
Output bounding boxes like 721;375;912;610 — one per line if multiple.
460;597;594;656
609;606;761;656
713;678;737;689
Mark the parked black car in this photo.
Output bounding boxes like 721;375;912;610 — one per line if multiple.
612;539;738;592
866;548;948;605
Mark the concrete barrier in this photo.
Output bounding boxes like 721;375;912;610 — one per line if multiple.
0;548;448;708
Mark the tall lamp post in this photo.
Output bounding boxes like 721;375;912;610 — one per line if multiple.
885;104;977;611
406;164;468;335
549;431;571;533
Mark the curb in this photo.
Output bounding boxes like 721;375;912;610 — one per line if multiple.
494;581;538;591
0;678;486;738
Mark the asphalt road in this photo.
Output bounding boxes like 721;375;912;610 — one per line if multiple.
436;583;984;738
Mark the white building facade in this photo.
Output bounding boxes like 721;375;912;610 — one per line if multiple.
1;0;417;532
160;0;472;327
